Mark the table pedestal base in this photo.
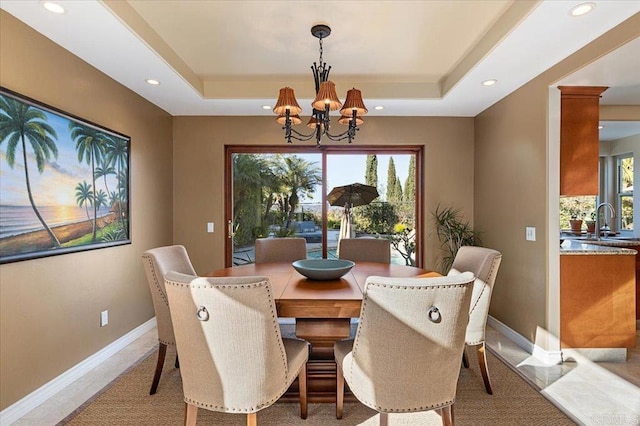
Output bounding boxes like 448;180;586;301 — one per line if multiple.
280;318;357;403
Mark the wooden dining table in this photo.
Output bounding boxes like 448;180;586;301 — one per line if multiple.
208;261;439;403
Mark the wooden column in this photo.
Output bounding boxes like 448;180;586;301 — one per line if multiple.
558;86;608;196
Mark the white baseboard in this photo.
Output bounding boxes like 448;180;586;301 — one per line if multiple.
532;345;564;365
487;315;534;353
487;315;563;365
0;318;157;426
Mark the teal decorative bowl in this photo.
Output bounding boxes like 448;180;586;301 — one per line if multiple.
292;259;355;281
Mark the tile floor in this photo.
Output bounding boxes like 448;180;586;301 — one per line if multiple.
10;324;640;426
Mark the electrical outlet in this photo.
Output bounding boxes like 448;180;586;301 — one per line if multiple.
101;310;109;327
207;222;214;233
526;227;536;241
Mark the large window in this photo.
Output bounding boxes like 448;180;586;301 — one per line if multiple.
617;154;634;231
225;146;422;267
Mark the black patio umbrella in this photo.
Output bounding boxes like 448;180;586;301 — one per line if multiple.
327;183;379;208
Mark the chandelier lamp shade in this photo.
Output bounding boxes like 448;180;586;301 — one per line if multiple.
273;24;368;144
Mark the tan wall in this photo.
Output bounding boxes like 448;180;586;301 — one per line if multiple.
0;12;173;409
172;116;475;274
601;105;640;121
474;13;640;342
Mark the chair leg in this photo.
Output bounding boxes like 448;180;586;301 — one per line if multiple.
175;353;180;369
477;342;493;395
150;343;167;395
437;404;453;426
336;363;344;419
299;363;308;419
184;403;198;426
246;412;257;426
461;345;469;368
379;412;389;426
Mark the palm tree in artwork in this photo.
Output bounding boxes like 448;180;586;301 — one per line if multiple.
69;124;108;241
75;181;93;223
103;137;128;230
95;159;115;197
0;95;61;248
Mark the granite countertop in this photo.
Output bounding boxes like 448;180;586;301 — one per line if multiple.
560;239;638;255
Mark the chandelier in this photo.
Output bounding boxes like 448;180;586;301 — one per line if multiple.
273;24;368;145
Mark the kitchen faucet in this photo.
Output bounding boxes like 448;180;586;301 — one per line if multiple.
595;202;615;240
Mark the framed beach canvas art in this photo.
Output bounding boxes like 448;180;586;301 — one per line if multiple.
0;88;130;264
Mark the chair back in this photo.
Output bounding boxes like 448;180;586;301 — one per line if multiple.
255;237;307;263
344;273;474;411
142;245;196;345
448;246;502;344
164;272;293;412
338;238;391;263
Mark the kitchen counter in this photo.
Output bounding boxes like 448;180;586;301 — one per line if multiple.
560;239;637;255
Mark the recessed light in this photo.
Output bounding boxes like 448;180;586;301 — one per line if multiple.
598;125;604;129
145;79;160;85
262;105;272;110
42;1;65;14
374;106;384;110
570;2;595;17
482;79;497;87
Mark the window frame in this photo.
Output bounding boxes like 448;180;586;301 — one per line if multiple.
616;153;634;232
224;145;424;267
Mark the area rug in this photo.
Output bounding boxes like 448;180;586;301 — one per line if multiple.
59;345;574;425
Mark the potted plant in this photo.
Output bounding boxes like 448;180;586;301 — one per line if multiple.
585;210;596;235
569;209;584;235
432;205;481;273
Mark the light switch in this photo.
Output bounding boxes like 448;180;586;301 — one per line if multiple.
526;227;536;241
101;310;108;327
207;222;214;233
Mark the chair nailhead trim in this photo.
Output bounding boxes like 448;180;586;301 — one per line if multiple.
468;257;500;316
142;255;170;308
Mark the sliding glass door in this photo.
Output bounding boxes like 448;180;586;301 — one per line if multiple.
225;146;422;267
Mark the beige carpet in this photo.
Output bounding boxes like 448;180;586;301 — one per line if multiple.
59;345;574;425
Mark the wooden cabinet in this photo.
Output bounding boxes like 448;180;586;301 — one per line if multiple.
560;253;636;348
604;243;640;320
558;86;608;195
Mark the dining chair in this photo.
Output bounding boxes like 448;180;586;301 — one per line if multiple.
164;272;309;426
448;245;503;394
141;245;196;395
254;237;307;263
337;238;391;263
334;272;475;425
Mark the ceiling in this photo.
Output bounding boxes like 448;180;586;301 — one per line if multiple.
1;0;639;128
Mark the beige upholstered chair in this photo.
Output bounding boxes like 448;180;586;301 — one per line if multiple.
254;237;307;263
448;246;502;394
164;272;309;426
338;238;391;263
335;273;475;425
141;245;196;395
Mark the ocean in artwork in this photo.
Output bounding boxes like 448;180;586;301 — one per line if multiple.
0;205;112;239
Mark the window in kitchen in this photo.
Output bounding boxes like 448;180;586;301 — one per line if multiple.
617;154;633;231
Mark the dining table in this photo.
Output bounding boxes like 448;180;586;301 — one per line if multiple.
208;260;439;403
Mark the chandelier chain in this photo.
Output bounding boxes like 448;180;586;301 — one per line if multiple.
318;37;324;72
